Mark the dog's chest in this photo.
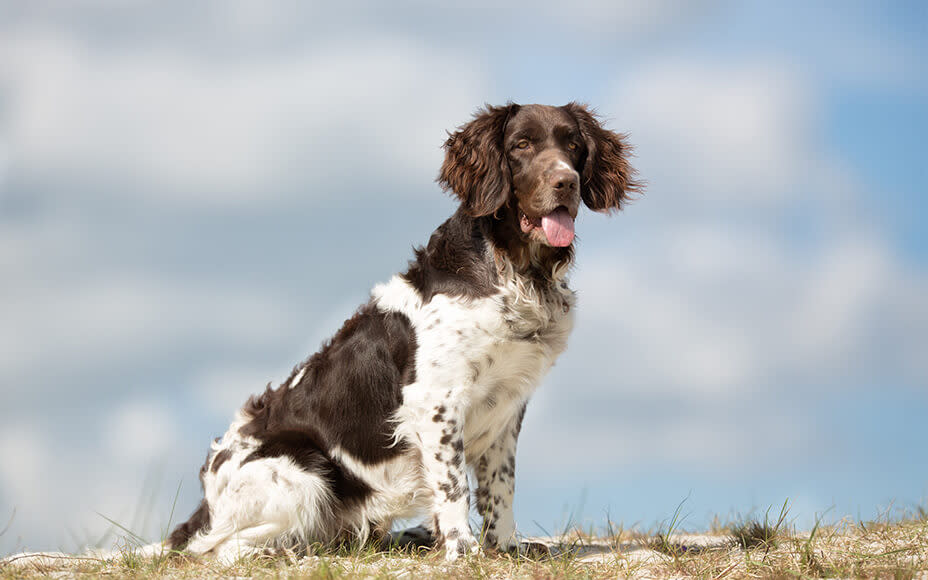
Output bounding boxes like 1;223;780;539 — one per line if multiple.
415;275;576;455
422;275;574;368
375;270;576;458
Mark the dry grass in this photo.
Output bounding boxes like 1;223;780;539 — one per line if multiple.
3;511;927;579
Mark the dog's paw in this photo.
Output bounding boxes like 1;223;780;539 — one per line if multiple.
483;527;517;553
385;525;436;551
443;529;479;562
515;540;553;559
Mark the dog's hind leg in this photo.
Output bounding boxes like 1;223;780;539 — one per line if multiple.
180;454;336;562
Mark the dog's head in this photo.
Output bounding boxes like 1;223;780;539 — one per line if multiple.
438;103;639;248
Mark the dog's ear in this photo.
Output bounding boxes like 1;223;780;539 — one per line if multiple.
438;103;519;217
564;102;642;212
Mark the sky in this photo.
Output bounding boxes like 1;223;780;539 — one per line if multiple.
1;0;926;555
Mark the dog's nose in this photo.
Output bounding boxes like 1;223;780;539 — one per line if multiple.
550;167;579;191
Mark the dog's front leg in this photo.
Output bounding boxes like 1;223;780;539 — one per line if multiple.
474;403;525;552
419;401;478;561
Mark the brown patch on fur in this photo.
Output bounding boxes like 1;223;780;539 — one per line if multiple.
166;500;210;550
210;448;232;474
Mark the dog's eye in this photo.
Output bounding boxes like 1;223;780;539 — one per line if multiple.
516;140;530;150
567;142;578;151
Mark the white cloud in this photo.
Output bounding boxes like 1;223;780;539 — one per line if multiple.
0;28;485;204
571;227;777;396
0;423;50;511
0;139;8;189
558;57;928;408
519;393;811;476
0;417;192;552
521;0;719;40
105;400;178;464
193;365;282;420
0;274;292;389
610;60;813;204
571;224;926;401
0;214;91;277
789;238;890;363
897;275;928;383
191;295;366;418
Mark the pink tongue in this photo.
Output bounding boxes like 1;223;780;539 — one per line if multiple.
541;208;575;247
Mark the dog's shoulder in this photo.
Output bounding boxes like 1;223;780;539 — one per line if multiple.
401;208;498;302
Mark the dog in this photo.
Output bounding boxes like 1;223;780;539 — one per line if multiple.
163;103;639;562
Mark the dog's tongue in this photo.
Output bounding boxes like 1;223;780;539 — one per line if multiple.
541;207;575;247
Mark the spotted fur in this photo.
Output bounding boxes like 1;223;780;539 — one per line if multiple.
161;103;639;563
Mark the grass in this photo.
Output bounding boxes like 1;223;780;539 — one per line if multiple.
730;498;790;550
3;503;927;578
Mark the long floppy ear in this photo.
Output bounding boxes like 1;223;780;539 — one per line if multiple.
438;103;520;217
563;102;642;212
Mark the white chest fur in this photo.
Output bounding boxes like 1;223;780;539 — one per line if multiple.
374;265;575;460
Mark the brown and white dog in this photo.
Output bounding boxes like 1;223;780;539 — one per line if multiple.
162;103;640;562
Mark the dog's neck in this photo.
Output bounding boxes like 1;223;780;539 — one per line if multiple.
483;204;573;286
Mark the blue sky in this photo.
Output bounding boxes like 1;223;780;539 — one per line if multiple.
1;0;926;554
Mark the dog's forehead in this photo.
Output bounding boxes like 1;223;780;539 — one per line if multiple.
506;105;577;135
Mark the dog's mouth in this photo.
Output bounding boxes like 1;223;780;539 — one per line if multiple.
519;206;575;247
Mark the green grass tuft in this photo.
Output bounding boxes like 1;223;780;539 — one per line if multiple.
730;498;790;550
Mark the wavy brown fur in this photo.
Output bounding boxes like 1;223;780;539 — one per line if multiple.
438;103;520;217
563;102;642;212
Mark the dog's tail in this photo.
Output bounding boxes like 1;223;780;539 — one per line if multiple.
164;499;211;552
